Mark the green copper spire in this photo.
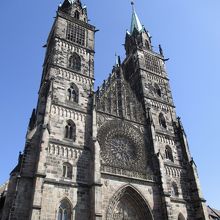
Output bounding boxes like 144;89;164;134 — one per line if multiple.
130;1;143;34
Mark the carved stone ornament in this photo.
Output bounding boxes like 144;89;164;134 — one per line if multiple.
97;120;146;171
106;186;154;220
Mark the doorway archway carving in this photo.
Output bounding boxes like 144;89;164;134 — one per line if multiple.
106;185;154;220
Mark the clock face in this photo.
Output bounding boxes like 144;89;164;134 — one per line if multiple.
97;120;146;171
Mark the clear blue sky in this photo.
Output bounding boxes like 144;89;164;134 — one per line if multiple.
0;0;219;209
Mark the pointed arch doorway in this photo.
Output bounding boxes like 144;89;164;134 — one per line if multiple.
106;186;154;220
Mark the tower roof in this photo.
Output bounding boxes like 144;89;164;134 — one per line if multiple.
60;0;85;18
67;0;80;4
130;1;143;34
61;0;82;9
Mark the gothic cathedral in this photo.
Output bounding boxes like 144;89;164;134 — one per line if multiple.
0;0;210;219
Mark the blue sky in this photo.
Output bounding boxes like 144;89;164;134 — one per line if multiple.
0;0;219;209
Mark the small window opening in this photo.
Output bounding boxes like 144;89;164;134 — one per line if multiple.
145;40;150;49
65;120;76;141
159;113;167;129
171;182;179;197
74;11;80;19
154;83;161;97
68;53;81;71
67;83;79;103
62;163;72;179
165;146;174;162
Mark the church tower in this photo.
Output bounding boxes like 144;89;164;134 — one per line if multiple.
0;1;210;220
95;2;209;220
1;0;96;219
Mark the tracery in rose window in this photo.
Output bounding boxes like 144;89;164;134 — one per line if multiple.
97;120;147;171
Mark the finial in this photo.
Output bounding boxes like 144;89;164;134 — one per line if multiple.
115;53;119;67
131;1;135;10
159;44;164;57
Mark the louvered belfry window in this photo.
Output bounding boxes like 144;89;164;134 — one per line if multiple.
66;22;85;46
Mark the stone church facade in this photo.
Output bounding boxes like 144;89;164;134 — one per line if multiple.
0;0;211;219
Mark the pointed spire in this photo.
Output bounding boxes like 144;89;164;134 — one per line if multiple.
130;1;143;34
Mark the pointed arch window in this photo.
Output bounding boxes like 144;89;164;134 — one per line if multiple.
65;120;76;141
58;199;72;220
178;213;185;220
171;182;179;197
67;83;79;103
154;83;161;97
74;10;80;19
159;113;167;129
145;40;150;49
62;162;72;179
165;145;174;162
68;53;81;71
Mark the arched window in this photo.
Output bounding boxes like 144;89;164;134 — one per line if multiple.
171;182;179;197
58;199;72;220
62;163;72;179
178;213;185;220
159;113;167;129
68;53;81;71
145;40;150;49
165;145;174;162
67;83;79;103
65;120;76;141
74;10;80;19
154;83;161;97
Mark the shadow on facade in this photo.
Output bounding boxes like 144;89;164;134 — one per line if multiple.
74;93;93;219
